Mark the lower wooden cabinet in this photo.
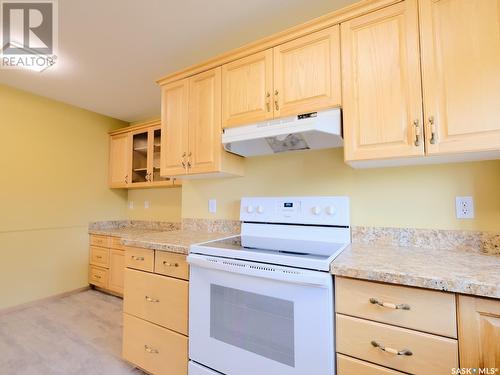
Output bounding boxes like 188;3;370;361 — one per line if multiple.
335;276;459;375
337;354;405;375
123;250;190;375
123;313;188;375
458;295;500;368
124;268;188;335
108;249;125;294
88;234;125;296
336;314;458;374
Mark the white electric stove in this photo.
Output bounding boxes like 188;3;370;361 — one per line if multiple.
187;196;351;375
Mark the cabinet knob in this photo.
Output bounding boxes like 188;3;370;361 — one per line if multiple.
274;90;279;111
266;92;271;112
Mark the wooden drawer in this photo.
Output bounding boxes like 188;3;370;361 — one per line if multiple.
89;246;109;268
110;236;125;250
123;313;188;375
337;354;405;375
154;251;189;280
89;234;110;248
89;265;108;289
125;247;154;272
124;268;188;335
335;277;457;338
336;314;458;374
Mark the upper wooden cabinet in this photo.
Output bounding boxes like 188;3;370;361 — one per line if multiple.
458;295;500;368
160;67;244;177
221;49;273;128
109;133;130;188
160;80;190;176
221;26;341;128
109;120;181;189
342;0;424;162
274;26;341;118
343;0;500;166
419;0;500;155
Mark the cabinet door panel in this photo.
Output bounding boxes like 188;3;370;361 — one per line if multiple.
160;80;189;176
108;249;124;295
273;26;341;118
458;295;500;368
222;49;273;128
342;0;424;162
188;67;222;174
109;133;130;188
420;0;500;154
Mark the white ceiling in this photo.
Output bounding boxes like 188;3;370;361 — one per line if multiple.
0;0;357;122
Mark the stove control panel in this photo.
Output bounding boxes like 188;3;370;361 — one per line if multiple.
240;196;350;226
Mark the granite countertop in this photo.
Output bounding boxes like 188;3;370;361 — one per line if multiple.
121;230;234;254
331;244;500;299
88;227;166;238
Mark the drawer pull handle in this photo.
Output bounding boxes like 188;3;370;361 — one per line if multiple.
144;345;159;354
371;341;412;356
96;256;102;259
131;256;145;261
163;261;179;267
369;298;410;310
145;296;160;303
94;275;101;279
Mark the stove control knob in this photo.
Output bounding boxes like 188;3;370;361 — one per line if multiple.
246;205;254;213
312;206;322;215
257;205;264;214
325;205;336;216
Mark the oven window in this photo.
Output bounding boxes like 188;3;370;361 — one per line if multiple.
210;284;295;367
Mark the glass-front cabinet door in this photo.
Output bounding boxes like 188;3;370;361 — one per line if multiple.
128;126;179;188
151;127;174;185
131;130;149;186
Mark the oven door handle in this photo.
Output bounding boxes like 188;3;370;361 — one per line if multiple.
187;254;332;287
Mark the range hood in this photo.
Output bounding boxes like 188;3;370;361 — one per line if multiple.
222;108;342;157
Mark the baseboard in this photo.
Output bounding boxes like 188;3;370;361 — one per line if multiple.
0;286;90;316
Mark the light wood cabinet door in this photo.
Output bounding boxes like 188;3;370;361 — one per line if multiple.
187;67;222;175
160;79;189;177
109;133;130;188
273;26;341;118
420;0;500;155
108;249;124;295
222;49;273;128
123;313;188;375
342;0;424;162
458;295;500;368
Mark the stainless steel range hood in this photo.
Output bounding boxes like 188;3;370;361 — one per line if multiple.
222;108;342;157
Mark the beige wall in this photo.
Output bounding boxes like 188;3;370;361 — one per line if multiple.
181;149;500;232
0;84;127;310
127;187;182;222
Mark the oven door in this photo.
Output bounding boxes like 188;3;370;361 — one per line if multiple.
188;253;334;375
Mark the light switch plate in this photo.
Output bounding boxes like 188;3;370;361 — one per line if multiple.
208;199;217;214
144;201;150;209
456;196;474;219
128;201;134;209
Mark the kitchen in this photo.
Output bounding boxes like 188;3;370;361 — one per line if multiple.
0;0;499;374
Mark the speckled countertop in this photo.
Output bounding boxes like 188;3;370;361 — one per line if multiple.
88;227;165;238
121;230;233;255
331;244;500;299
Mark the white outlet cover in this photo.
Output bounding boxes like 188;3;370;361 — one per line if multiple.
208;199;217;214
456;196;474;219
144;201;150;209
128;201;134;209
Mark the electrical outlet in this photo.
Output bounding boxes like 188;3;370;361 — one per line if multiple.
128;201;134;209
456;196;474;219
144;201;150;209
208;199;217;214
